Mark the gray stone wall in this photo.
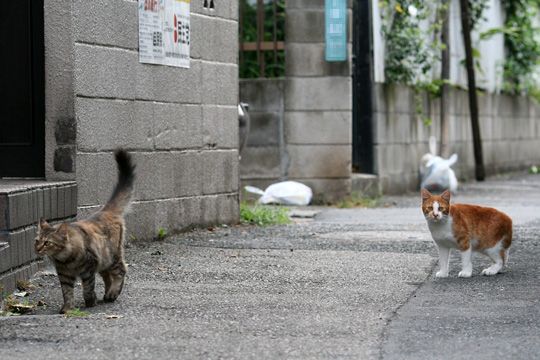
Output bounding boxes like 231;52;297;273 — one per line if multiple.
44;1;240;239
239;79;286;192
240;80;540;199
374;83;540;193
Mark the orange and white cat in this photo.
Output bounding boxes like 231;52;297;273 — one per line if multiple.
421;189;512;278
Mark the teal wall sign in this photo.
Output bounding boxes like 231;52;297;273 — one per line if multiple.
325;0;347;62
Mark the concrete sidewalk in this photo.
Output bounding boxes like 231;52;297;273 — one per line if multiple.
1;173;540;359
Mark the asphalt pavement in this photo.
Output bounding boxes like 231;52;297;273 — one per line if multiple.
1;172;539;359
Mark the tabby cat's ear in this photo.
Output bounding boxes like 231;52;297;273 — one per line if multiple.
421;188;431;201
441;190;451;202
38;218;50;231
56;223;69;237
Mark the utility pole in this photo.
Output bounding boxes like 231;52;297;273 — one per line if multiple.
459;0;485;181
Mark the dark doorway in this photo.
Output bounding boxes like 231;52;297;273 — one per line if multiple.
0;0;45;177
352;0;374;173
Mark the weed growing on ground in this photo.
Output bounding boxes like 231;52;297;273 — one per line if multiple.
156;228;167;241
240;202;291;226
335;192;380;209
64;308;89;318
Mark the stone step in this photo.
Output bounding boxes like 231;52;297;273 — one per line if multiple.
0;180;77;231
351;173;381;198
0;180;77;295
0;242;9;274
0;226;43;274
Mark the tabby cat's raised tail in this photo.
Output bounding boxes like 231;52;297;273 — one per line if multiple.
102;149;136;215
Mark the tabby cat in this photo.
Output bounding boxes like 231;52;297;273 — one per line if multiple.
35;149;135;313
421;189;512;278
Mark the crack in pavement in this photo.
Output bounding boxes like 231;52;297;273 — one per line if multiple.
380;222;540;360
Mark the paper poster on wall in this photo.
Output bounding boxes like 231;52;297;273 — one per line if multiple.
139;0;190;68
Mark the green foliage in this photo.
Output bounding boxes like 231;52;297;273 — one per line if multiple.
501;0;540;95
156;228;167;241
379;1;449;125
417;79;455;98
64;308;89;318
481;0;540;98
459;46;485;76
240;0;286;78
335;193;380;209
528;86;540;103
240;202;290;226
380;1;444;85
380;0;489;84
468;0;490;29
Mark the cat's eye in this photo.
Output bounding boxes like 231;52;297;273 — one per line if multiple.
427;206;433;211
44;241;50;246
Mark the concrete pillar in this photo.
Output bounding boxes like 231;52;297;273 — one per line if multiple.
284;0;353;202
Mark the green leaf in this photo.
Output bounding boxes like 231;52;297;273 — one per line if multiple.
480;26;519;40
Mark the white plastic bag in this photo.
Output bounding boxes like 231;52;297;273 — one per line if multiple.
420;136;459;193
244;181;313;206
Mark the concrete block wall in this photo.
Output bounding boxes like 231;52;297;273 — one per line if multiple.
44;0;240;239
373;83;540;193
239;79;286;192
284;0;353;203
371;84;434;193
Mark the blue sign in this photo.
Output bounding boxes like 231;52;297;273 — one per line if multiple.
325;0;347;62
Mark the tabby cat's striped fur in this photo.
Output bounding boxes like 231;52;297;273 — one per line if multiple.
35;149;135;313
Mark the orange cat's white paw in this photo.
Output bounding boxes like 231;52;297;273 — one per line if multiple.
458;270;472;278
481;267;500;276
435;271;448;278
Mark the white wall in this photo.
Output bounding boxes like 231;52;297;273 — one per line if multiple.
372;0;385;84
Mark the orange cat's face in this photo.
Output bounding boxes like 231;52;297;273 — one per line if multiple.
421;189;451;222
